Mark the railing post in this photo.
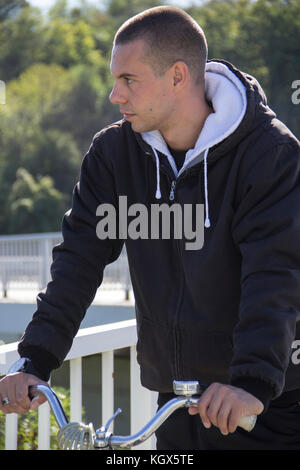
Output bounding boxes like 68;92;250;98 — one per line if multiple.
125;268;131;301
101;351;114;431
70;358;82;423
130;345;157;450
5;413;18;450
38;399;51;450
2;264;8;298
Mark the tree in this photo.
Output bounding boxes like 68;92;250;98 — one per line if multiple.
0;63;80;233
247;0;300;135
105;0;164;24
21;129;81;195
187;0;300;137
43;64;112;154
41;17;105;70
0;4;44;82
7;168;66;234
0;0;28;22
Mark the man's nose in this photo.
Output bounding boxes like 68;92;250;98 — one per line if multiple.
109;84;127;104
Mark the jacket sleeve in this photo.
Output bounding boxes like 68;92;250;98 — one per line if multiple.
229;138;300;407
18;135;124;380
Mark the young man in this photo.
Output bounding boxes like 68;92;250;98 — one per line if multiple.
1;6;300;450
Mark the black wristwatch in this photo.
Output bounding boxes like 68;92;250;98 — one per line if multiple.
7;357;44;379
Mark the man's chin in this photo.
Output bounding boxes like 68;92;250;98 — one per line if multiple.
129;122;144;133
129;121;156;134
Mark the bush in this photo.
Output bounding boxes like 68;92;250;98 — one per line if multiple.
0;386;75;450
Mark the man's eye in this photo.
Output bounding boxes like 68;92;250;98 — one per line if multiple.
126;78;133;85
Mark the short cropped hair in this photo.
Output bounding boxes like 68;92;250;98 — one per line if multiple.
113;6;208;85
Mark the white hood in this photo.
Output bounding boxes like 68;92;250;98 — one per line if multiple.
141;61;247;228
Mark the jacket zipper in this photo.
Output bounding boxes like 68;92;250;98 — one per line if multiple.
168;177;184;379
152;167;182;377
169;180;176;201
147;149;196;378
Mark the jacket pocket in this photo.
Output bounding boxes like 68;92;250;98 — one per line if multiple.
179;328;234;385
136;317;176;392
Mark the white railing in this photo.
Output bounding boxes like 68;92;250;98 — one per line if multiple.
0;233;132;299
0;320;158;450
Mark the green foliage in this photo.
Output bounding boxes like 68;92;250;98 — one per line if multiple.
188;0;300;138
0;386;72;450
0;0;299;236
248;0;300;132
0;0;28;22
0;4;44;82
105;0;163;25
42;18;105;69
7;168;67;233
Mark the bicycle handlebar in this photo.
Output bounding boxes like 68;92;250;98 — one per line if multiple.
29;381;257;450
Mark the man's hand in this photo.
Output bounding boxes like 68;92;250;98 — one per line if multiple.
0;372;48;414
188;382;264;435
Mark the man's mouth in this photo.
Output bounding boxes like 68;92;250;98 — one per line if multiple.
121;112;135;119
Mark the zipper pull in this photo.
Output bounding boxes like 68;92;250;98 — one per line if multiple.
169;180;176;201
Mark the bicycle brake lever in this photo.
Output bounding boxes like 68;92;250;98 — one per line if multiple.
103;407;122;432
94;407;122;449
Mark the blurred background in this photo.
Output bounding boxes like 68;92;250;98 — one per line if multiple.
0;0;299;237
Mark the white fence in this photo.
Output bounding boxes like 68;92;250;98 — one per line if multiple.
0;320;158;450
0;232;132;299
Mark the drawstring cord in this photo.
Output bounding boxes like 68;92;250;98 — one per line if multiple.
203;149;211;228
153;148;162;199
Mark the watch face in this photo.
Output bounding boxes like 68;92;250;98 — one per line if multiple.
7;357;28;374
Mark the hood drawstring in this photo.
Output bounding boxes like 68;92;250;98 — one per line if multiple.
152;148;162;199
203;148;211;228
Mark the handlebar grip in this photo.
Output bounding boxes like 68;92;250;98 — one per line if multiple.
237;414;257;432
187;396;257;432
173;382;258;433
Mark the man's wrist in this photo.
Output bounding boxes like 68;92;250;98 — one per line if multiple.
8;357;49;381
17;344;59;381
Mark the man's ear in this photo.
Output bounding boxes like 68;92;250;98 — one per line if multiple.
172;61;188;87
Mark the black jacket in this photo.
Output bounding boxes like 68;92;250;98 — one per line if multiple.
18;60;300;410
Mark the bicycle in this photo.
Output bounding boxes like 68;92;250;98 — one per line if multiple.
29;380;257;450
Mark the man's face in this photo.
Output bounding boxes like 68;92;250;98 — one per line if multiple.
109;39;176;134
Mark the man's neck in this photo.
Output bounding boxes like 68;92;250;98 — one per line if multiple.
161;98;213;151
